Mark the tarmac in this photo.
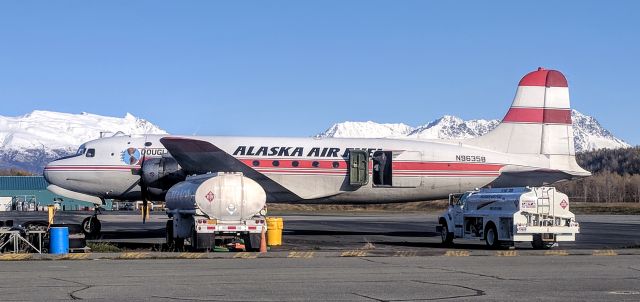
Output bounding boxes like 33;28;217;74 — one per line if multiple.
1;211;639;301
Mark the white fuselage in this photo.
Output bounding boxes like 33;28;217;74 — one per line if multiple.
43;134;566;204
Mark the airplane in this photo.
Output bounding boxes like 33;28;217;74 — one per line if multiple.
43;67;590;238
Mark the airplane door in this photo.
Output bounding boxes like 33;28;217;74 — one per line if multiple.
390;151;422;187
349;150;369;186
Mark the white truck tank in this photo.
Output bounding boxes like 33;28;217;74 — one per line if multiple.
166;172;266;221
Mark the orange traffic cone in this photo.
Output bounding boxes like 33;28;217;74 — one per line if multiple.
259;227;267;253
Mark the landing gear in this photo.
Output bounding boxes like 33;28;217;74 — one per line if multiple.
82;208;102;239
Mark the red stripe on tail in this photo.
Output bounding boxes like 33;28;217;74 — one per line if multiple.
503;108;571;124
518;68;568;87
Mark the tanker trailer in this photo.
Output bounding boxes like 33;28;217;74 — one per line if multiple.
165;172;267;251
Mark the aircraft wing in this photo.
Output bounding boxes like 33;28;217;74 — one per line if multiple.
159;137;300;202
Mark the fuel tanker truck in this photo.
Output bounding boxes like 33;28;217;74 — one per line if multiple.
165;172;268;251
437;187;580;249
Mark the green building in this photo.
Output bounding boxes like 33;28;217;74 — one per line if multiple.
0;176;112;211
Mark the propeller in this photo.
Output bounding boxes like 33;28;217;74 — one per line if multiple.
139;138;150;224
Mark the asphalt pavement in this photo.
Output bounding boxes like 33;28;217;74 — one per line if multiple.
1;256;639;301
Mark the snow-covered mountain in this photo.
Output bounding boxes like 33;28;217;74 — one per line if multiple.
318;121;414;138
570;110;630;151
318;110;630;152
0;111;167;172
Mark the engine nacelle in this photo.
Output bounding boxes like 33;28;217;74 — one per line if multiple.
166;173;266;221
141;156;185;199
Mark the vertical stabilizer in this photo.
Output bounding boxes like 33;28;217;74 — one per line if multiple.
469;67;573;155
468;68;589;177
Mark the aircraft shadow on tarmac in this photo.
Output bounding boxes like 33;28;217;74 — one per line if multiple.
286;229;505;250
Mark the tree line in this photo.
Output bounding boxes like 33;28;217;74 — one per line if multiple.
0;168;33;176
556;147;640;203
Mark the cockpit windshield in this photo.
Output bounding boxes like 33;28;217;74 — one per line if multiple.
53;144;88;161
76;145;87;156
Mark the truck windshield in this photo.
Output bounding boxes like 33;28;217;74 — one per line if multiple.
457;192;471;206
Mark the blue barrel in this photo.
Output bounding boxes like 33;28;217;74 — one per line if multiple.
50;227;69;254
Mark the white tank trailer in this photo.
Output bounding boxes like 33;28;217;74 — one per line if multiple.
437;187;579;249
165;172;267;251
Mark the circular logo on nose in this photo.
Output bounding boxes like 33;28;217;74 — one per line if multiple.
121;148;141;165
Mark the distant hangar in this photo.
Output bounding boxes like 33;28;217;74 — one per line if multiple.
0;176;108;211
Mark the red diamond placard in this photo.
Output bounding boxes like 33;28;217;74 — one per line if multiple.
560;199;568;209
205;191;215;203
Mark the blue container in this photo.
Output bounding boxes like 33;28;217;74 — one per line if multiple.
50;227;69;254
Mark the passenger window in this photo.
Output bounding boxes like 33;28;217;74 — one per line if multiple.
292;161;299;167
252;160;260;167
272;160;280;167
312;161;320;168
86;149;95;158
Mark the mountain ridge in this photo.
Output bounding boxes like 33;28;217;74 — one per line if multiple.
0;109;630;173
317;109;630;152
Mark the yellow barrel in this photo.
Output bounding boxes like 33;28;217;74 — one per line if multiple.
266;217;283;246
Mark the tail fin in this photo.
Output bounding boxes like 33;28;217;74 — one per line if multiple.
468;67;589;176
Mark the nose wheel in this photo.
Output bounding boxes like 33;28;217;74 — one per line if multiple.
82;208;102;239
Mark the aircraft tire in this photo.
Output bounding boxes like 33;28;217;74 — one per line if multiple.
82;217;101;239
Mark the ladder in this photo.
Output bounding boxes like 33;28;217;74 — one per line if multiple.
536;187;556;226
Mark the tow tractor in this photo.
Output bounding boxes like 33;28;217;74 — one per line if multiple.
437;187;580;249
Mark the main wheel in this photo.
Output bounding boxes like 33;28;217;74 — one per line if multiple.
485;224;500;248
440;221;454;245
82;216;101;239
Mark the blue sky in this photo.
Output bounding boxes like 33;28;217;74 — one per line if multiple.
1;1;638;144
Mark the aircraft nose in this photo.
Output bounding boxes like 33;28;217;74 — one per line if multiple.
43;159;63;185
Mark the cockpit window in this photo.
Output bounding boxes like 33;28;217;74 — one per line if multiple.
86;148;95;158
76;145;86;156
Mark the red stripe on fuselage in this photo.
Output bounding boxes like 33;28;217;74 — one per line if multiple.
502;107;571;124
44;165;137;171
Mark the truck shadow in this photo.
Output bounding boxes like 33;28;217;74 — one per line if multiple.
285;229;438;237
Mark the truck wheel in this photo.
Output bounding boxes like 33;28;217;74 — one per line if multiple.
531;234;553;250
440;221;454;245
190;228;199;252
485;224;500;248
243;233;262;252
174;238;185;252
165;220;174;249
